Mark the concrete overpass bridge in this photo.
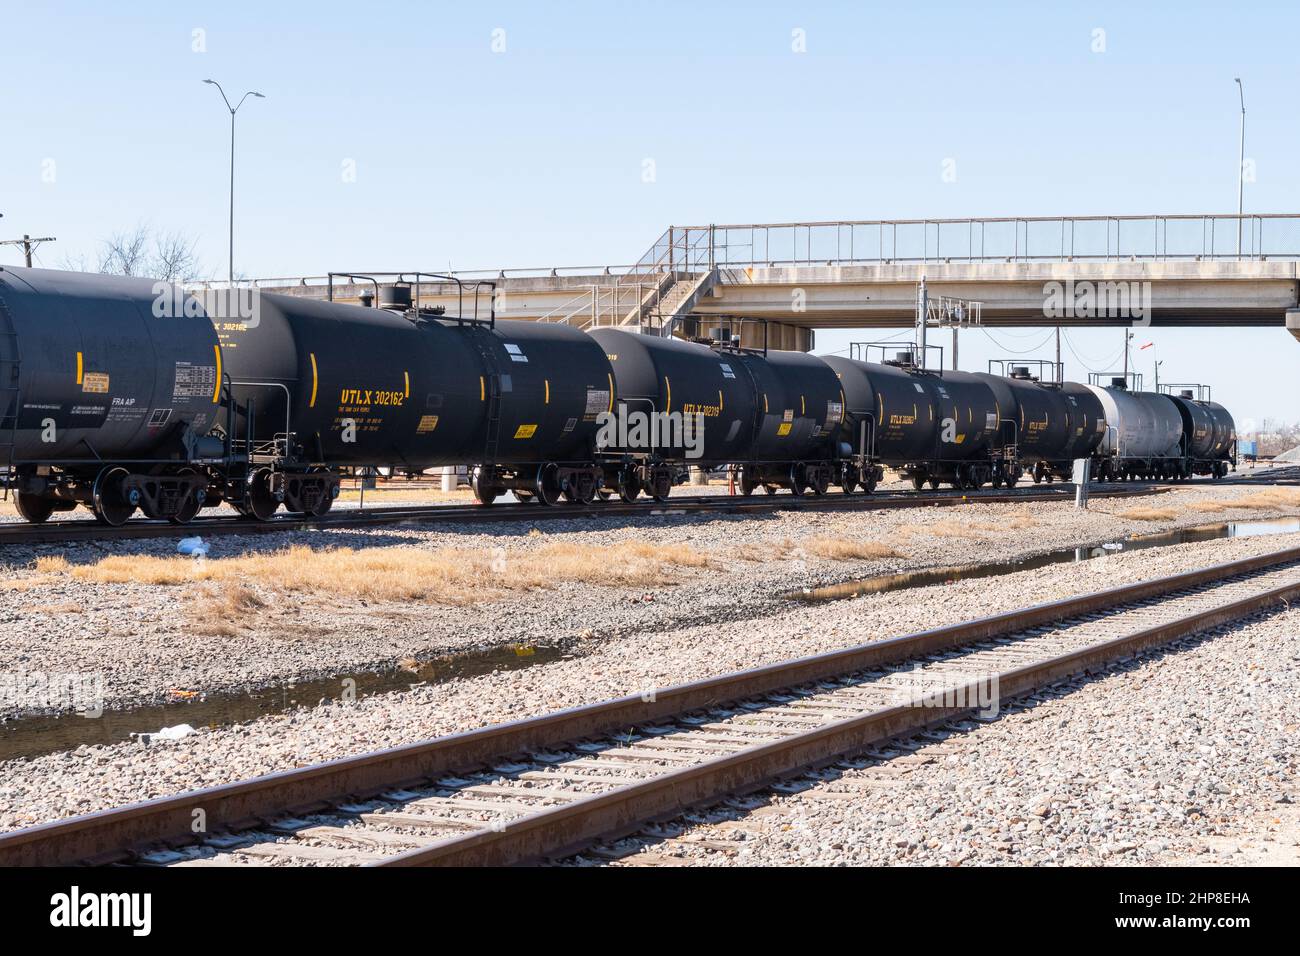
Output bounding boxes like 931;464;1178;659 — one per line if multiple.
225;213;1300;351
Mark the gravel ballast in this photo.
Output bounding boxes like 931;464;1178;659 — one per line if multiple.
1;481;1297;718
1;521;1298;838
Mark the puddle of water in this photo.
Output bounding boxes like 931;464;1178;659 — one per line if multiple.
790;517;1300;603
0;643;567;763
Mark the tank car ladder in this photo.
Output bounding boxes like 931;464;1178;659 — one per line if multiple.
468;337;504;463
0;289;22;500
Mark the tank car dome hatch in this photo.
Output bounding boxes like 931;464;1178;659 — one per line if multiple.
378;283;413;312
1011;366;1032;379
1180;389;1195;399
1110;377;1128;389
357;289;375;308
892;351;915;366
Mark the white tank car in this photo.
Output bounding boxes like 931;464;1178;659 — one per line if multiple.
1084;384;1183;459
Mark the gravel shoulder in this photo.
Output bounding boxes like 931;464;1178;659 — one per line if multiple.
0;481;1297;717
605;605;1300;867
2;523;1298;835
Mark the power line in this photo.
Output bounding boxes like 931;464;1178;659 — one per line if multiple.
979;326;1056;355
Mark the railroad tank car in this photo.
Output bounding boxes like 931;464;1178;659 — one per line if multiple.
588;329;757;500
207;289;614;511
1083;381;1184;480
1165;390;1236;477
823;354;1004;490
974;368;1106;482
726;347;843;494
0;266;224;524
592;329;843;496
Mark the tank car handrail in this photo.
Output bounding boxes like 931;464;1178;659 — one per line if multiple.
227;380;294;467
326;273;382;307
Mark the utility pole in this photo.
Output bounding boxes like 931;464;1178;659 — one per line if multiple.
1235;77;1246;258
1055;325;1061;381
1121;330;1133;383
1154;359;1163;391
0;234;56;267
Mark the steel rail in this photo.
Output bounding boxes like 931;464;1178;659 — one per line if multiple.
383;567;1300;866
1;543;1296;867
0;484;1169;548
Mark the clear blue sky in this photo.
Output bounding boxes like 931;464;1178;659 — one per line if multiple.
1;1;1296;429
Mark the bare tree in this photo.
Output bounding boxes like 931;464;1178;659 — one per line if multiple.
150;230;202;283
73;224;205;282
97;225;151;277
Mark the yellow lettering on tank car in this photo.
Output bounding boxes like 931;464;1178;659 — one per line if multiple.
514;423;538;439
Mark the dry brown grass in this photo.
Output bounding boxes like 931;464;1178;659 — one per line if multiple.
1190;488;1300;514
800;537;899;560
34;555;69;573
908;513;1036;538
38;540;711;605
1118;507;1179;522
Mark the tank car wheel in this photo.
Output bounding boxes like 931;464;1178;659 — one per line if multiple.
928;477;941;490
91;467;137;527
562;473;596;505
736;466;758;497
168;468;205;524
910;472;926;492
14;491;55;524
808;468;829;497
471;466;498;506
535;464;563;506
763;484;778;495
616;469;641;503
789;465;808;497
650;473;672;502
243;468;281;521
597;489;612;501
515;488;537;503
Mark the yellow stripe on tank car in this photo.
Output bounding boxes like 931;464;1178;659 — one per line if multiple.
664;376;672;414
309;353;319;408
75;351;83;385
212;344;223;403
839;389;846;422
718;389;723;412
801;395;806;416
544;379;550;404
404;371;410;399
764;394;769;414
607;373;614;412
480;376;486;402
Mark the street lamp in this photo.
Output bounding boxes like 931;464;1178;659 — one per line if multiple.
1235;77;1246;258
204;80;265;285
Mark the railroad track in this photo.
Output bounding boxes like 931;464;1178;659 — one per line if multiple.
3;544;1298;867
0;483;1170;547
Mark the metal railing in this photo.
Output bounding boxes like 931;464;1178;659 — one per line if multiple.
186;214;1300;292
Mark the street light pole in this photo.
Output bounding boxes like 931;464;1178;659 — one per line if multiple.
204;80;265;285
1235;77;1246;258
